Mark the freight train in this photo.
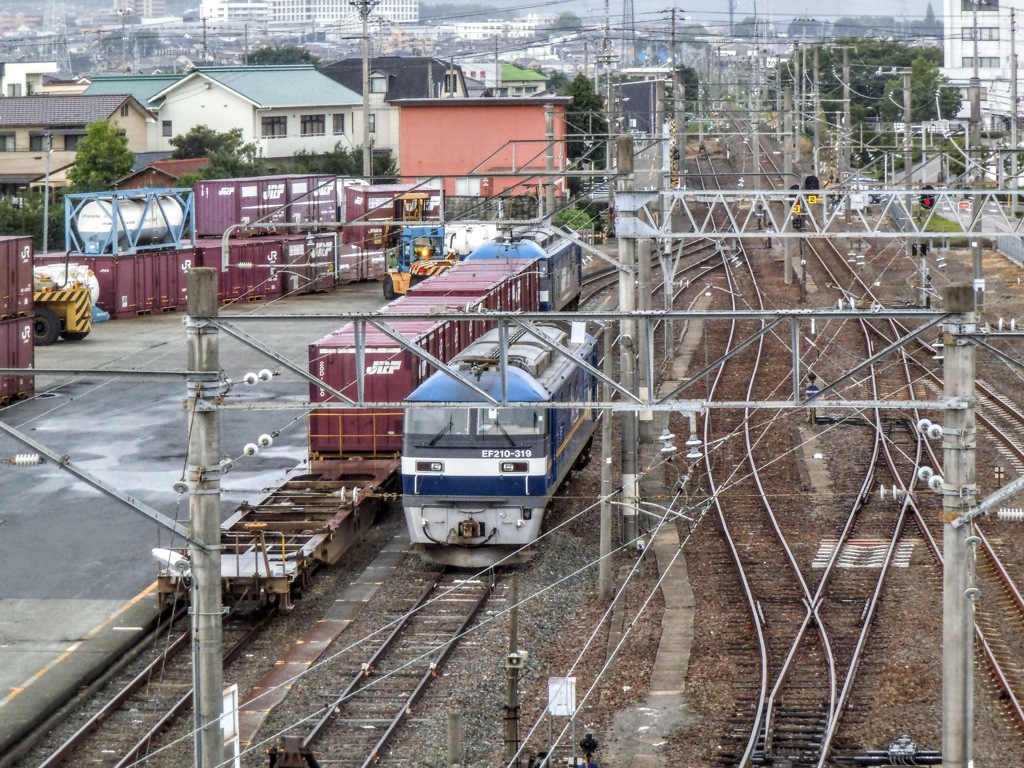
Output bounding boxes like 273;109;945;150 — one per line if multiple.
308;231;584;460
155;230;588;609
400;321;599;567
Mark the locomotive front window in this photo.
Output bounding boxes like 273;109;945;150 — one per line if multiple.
475;408;544;437
407;408;472;444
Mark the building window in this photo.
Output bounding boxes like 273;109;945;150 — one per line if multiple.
963;56;1000;68
963;27;999;40
333;113;346;134
261;115;288;138
962;0;999;10
162;120;173;137
120;103;130;117
7;84;21;97
370;76;387;94
455;177;481;195
444;72;457;94
301;114;325;136
0;134;13;151
368;113;376;133
64;134;81;151
29;135;46;151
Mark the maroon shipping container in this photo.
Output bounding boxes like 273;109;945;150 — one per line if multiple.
0;236;34;319
407;258;540;314
281;233;337;296
195;175;339;238
193;237;285;304
307;294;480;458
340;184;442;248
335;243;387;284
286;176;338;226
0;316;33;404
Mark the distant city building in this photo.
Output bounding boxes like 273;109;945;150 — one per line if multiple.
941;0;1018;127
200;0;416;28
113;0;166;17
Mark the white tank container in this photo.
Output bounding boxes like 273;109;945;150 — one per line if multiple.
76;196;185;246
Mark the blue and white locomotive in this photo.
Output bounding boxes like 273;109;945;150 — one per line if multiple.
401;322;598;567
463;230;583;311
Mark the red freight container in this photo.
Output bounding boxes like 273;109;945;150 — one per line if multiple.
193;236;285;304
195;175;340;238
407;257;540;314
308;318;445;457
0;316;33;404
335;243;387;284
281;233;337;296
0;236;33;319
340;184;442;248
286;176;338;226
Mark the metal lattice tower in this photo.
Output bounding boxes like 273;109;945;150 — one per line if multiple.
44;0;71;71
621;0;635;67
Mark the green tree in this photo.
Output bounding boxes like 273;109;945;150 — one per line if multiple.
800;40;960;127
0;190;65;252
170;126;268;182
550;12;581;32
291;143;397;181
247;45;320;66
67;120;135;192
878;55;960;124
562;73;607;197
169;125;245;159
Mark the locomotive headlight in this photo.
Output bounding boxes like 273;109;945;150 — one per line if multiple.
500;461;528;473
416;460;444;472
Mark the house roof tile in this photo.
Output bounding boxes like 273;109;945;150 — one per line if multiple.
321;57;464;100
155;65;360;107
0;94;149;127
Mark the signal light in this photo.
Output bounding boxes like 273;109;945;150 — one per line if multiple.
920;185;935;211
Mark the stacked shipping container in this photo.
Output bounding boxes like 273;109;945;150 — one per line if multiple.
0;237;34;404
307;258;541;459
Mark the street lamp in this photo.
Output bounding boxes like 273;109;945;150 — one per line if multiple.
42;132;51;255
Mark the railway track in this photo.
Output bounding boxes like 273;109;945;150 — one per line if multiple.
690;136;960;764
261;569;496;767
32;608;272;768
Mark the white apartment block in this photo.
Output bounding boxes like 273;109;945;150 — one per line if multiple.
448;14;556;41
942;0;1021;126
200;0;271;23
201;0;415;28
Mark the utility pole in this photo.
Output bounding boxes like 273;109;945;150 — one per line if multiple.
544;104;556;218
352;0;379;180
503;573;521;767
901;68;917;290
812;45;820;177
784;87;794;285
41;133;51;255
186;269;225;768
842;47;852;222
794;40;802;167
969;0;984;311
1012;11;1018;209
616;136;639;548
941;284;977;768
599;324;613;602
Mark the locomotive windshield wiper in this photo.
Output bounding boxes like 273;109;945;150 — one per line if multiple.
426;416;454;447
493;418;515;446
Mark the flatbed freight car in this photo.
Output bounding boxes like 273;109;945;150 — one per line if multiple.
157;458;396;611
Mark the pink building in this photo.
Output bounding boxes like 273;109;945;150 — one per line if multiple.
397;97;570;200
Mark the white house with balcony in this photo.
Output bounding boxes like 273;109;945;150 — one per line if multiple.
942;0;1021;128
1;61;58;97
149;65;361;160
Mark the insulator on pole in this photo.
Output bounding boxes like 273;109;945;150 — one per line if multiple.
997;508;1024;522
8;453;44;466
